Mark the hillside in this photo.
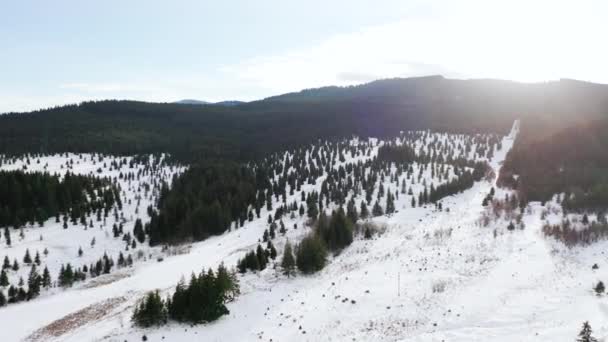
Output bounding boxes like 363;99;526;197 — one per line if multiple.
1;77;608;341
0;122;519;341
2;76;607;163
500;116;608;207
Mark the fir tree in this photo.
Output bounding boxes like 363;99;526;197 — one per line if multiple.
359;200;369;219
267;241;277;260
595;281;605;295
296;234;327;274
281;240;296;277
27;265;41;300
372;200;384;217
23;249;32;264
577;321;598;342
133;218;145;243
42;266;51;288
4;227;10;246
0;269;8;287
132;291;167;327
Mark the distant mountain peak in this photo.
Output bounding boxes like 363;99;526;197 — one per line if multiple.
174;99;211;105
174;99;245;106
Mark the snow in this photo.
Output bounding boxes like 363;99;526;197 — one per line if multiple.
2;120;607;342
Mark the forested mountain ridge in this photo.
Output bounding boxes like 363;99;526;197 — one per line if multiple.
499;116;608;208
2;76;607;164
0;75;607;218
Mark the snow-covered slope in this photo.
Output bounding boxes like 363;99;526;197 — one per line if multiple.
2;121;607;342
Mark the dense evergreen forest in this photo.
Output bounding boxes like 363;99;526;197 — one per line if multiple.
7;76;604;162
0;76;607;243
143;130;494;246
499;116;608;212
0;169;119;230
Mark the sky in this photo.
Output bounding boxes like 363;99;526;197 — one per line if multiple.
1;0;607;113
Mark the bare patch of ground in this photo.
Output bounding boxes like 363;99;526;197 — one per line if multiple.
26;296;126;342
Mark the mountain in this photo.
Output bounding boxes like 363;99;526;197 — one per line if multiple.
173;99;210;105
0;75;607;201
215;100;246;106
173;99;246;106
1;76;608;341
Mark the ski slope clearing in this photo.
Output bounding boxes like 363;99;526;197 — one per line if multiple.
2;121;606;342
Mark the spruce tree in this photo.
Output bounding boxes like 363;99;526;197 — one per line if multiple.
23;249;32;264
34;251;41;265
372;200;384;217
577;321;598;342
0;269;8;287
42;266;51;288
296;234;327;274
281;240;296;277
359;200;369;219
595;281;605;295
27;265;41;300
256;245;268;270
133;218;145;243
132;291;167;327
267;241;277;260
4;227;10;246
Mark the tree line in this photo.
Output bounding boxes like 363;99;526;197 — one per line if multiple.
132;263;239;327
0;170;119;231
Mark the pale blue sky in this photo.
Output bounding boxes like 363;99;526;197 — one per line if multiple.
1;0;607;112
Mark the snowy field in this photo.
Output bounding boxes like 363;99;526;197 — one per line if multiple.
1;121;607;342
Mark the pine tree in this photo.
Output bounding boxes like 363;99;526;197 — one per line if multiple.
42;266;51;288
269;222;277;240
372;200;384;217
132;291;167;327
281;240;296;277
34;251;41;265
267;241;277;260
256;245;268;270
4;227;10;246
133;218;145;243
595;281;605;295
23;249;32;264
27;265;41;300
0;269;8;287
359;200;369;219
216;262;240;302
577;321;598;342
507;221;515;231
385;192;395;214
346;198;358;223
296;234;327;274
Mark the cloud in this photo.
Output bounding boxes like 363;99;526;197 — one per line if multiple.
4;0;608;113
221;0;608;94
